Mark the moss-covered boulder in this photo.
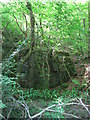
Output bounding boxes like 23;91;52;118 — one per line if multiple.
17;49;77;89
48;50;77;88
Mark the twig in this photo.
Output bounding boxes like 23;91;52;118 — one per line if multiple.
13;14;26;36
7;108;12;119
62;112;80;118
31;104;57;118
17;100;32;120
43;108;80;119
23;13;28;32
12;96;90;119
0;113;6;119
79;98;90;114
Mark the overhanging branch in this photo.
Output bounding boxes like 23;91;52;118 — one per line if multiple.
13;14;26;36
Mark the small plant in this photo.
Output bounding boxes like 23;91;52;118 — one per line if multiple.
22;88;60;100
0;100;6;109
72;79;88;91
72;79;80;86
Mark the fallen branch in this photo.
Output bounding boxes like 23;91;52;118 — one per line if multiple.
7;108;13;119
12;96;90;119
79;98;90;115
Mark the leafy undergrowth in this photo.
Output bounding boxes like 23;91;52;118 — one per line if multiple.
15;83;89;119
15;78;89;118
1;74;90;119
12;78;89;101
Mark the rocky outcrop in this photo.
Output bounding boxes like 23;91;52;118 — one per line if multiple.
17;49;77;89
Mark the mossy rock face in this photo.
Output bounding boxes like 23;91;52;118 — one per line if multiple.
17;49;49;89
48;50;77;88
17;49;77;89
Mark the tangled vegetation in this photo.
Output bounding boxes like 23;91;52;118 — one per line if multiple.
0;0;90;119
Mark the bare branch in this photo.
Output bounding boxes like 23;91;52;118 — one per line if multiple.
7;108;13;119
0;114;6;119
79;98;90;115
17;100;32;120
62;112;80;118
26;2;35;49
31;104;57;118
23;13;28;32
13;14;26;35
12;96;90;119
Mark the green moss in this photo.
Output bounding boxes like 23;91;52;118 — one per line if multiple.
18;49;77;89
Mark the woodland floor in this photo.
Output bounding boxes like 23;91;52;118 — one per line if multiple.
24;56;90;119
3;55;90;119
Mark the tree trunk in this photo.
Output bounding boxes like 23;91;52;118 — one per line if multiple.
23;2;35;62
26;2;35;50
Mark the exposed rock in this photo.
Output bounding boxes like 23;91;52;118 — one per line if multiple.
17;49;77;89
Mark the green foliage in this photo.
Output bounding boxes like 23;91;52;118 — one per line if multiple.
0;0;89;119
0;100;6;109
2;75;21;96
72;79;88;91
0;1;88;55
72;79;80;85
61;83;68;88
23;88;60;100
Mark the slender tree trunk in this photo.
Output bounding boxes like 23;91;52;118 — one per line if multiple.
23;2;36;92
26;2;35;51
23;2;35;63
